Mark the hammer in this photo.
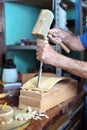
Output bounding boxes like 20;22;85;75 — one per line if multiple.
32;9;70;87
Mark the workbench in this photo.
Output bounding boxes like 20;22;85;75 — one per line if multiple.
0;83;85;130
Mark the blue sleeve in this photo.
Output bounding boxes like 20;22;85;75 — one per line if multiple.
80;31;87;48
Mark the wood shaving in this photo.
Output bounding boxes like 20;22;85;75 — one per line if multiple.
14;107;49;121
0;93;7;99
0;117;13;125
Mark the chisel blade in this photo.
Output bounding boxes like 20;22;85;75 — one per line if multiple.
37;62;43;87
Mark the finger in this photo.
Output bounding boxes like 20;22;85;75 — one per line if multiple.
48;34;53;39
36;47;40;52
36;51;40;57
50;37;62;45
55;37;62;43
36;56;39;60
36;55;43;63
48;31;56;38
37;43;41;47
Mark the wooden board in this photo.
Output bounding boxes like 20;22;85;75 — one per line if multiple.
0;108;30;130
19;75;78;112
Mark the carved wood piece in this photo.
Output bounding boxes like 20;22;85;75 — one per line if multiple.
19;75;78;112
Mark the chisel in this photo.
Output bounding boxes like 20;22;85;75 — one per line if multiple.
37;62;43;87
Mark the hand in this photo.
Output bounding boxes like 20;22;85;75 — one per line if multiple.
48;28;69;45
36;42;59;65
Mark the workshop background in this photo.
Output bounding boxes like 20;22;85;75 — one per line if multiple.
1;0;87;75
0;0;87;130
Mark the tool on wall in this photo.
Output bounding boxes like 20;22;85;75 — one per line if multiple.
32;9;70;87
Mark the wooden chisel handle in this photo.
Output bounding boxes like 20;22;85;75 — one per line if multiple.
60;42;70;53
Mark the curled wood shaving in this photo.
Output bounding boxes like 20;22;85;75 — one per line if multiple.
22;87;48;93
14;107;49;121
0;93;7;99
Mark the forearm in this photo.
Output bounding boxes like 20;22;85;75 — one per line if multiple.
48;28;85;51
36;42;87;78
52;53;87;78
62;33;85;51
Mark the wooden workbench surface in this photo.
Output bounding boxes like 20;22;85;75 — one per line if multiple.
0;83;85;130
0;72;85;130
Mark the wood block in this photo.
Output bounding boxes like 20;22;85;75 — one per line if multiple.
19;75;78;112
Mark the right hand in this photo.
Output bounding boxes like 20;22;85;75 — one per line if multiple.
48;28;69;45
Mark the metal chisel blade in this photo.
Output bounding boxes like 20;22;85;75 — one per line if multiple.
37;62;43;87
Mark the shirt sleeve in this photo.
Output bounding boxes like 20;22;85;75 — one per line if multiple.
80;31;87;48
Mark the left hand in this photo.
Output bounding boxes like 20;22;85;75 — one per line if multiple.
36;42;58;65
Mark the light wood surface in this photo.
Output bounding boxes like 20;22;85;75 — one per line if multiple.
22;76;64;91
22;75;76;91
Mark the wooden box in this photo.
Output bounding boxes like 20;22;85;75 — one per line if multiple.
19;75;78;112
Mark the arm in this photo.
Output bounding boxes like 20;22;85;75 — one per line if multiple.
48;28;85;51
56;53;87;79
36;43;87;79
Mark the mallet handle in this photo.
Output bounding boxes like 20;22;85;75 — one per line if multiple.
49;31;70;53
60;42;70;53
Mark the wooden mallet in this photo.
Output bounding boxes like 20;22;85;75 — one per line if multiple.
32;9;70;53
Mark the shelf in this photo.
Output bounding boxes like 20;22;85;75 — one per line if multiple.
62;0;75;8
62;0;87;9
6;44;57;51
3;0;52;9
6;45;37;50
